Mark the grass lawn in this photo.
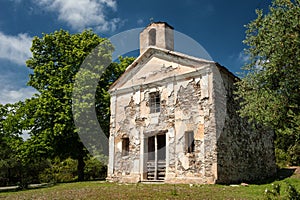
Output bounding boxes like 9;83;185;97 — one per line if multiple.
1;173;299;199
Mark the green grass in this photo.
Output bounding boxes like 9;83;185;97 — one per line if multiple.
0;177;299;200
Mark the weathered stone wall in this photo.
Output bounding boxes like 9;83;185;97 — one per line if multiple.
215;67;277;184
107;56;216;183
108;62;276;184
108;20;276;184
167;73;216;184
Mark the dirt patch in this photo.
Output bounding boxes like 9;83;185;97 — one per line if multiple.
289;166;300;178
293;166;300;174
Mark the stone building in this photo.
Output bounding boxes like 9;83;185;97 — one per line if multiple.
107;22;276;184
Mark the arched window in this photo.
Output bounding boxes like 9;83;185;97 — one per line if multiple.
148;28;156;46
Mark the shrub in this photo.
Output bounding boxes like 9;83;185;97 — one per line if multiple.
39;155;107;183
39;157;77;183
264;182;300;200
84;156;107;180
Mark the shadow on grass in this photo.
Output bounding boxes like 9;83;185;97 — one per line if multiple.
217;167;298;186
0;178;107;193
277;167;297;180
0;183;56;193
250;167;297;185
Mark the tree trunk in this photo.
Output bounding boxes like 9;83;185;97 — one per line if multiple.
77;155;85;181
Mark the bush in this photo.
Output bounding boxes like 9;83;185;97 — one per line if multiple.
84;156;107;180
275;128;300;167
39;157;77;183
39;156;107;183
286;182;300;200
264;182;300;200
275;148;289;168
288;145;300;166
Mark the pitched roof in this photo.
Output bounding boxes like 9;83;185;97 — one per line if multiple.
145;21;174;30
109;46;237;91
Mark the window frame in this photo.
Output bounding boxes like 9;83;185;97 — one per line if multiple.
149;91;160;113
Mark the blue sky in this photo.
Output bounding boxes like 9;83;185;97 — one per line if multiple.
0;0;270;104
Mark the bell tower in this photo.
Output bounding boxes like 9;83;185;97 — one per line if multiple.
140;22;174;54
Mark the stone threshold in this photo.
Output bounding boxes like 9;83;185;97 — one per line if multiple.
141;180;165;184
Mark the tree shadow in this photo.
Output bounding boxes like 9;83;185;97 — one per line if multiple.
276;167;297;180
251;167;297;185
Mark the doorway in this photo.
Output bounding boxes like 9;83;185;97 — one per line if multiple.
146;134;166;180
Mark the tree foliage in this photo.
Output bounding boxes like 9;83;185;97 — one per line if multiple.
24;30;106;180
0;103;48;187
0;104;19;186
95;57;135;136
22;29;133;180
1;29;133;185
0;104;20;186
236;0;300;165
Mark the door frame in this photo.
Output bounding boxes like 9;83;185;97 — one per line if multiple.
143;131;167;181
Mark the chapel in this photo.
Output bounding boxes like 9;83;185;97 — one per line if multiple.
107;22;276;184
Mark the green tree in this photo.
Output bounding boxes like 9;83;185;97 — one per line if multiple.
95;57;135;136
24;29;134;181
25;30;110;181
0;103;13;186
1;102;51;187
236;0;300;165
0;103;23;186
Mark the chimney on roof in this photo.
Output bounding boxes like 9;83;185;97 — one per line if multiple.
139;22;174;54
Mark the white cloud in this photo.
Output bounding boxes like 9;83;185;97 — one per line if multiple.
238;51;249;64
0;32;32;65
0;31;34;104
237;52;268;71
0;87;37;104
35;0;120;32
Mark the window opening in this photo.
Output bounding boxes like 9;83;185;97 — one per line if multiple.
185;131;195;153
148;28;156;46
149;92;160;113
122;137;129;156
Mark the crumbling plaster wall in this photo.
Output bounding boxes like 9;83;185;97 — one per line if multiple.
108;58;276;184
108;58;218;183
167;69;218;184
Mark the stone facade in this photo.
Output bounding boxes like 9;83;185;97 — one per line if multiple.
107;22;276;184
